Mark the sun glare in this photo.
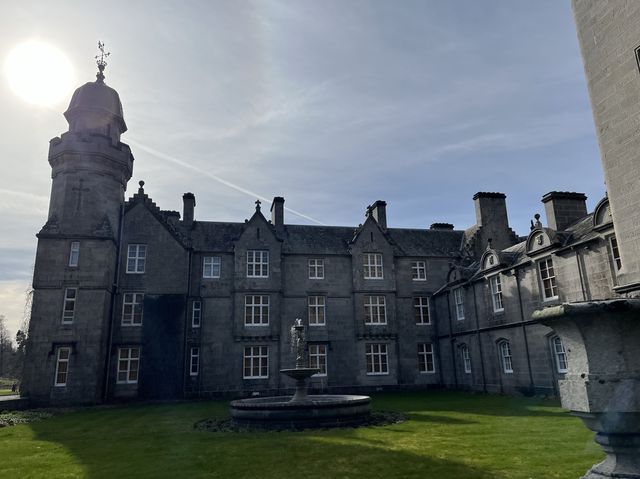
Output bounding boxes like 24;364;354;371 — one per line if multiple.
5;41;75;107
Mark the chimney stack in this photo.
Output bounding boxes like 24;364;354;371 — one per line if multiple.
541;191;587;231
473;192;508;229
270;196;285;228
183;192;196;228
367;200;387;229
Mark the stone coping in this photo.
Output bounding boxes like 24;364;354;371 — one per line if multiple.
533;299;640;320
230;395;371;410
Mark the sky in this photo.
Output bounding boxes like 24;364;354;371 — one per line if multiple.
0;1;605;340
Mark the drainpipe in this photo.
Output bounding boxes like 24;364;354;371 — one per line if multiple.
514;269;535;393
103;202;124;402
471;283;487;393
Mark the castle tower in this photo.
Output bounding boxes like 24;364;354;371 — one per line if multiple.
22;47;134;405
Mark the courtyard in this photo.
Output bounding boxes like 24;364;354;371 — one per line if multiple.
0;391;601;478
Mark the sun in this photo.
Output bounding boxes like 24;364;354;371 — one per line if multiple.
5;40;75;107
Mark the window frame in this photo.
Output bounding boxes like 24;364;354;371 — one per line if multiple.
122;292;144;326
609;235;622;273
418;343;436;374
499;341;513;374
363;253;384;279
308;296;326;326
552;336;568;374
364;295;387;325
192;300;202;328
117;347;140;384
246;250;269;278
461;345;472;374
454;287;465;321
243;345;269;379
365;343;389;375
61;287;77;324
414;297;431;325
54;347;71;387
308;258;325;280
411;260;427;281
489;274;504;313
244;295;270;326
202;256;221;279
309;344;327;377
68;241;80;267
190;347;200;376
538;257;559;301
126;244;147;274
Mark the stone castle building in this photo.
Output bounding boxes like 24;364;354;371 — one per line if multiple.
21;63;623;406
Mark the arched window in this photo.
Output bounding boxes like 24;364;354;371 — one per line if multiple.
552;336;568;373
498;340;513;374
460;345;471;374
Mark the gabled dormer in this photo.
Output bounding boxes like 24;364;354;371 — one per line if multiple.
593;195;613;232
526;214;566;257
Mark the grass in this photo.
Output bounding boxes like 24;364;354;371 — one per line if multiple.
0;389;16;396
0;391;602;479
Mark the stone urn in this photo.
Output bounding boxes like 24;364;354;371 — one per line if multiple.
533;299;640;478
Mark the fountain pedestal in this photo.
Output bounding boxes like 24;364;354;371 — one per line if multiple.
280;368;319;402
533;299;640;478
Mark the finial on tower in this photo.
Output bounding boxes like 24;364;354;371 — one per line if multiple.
138;180;145;194
255;199;261;212
95;41;110;83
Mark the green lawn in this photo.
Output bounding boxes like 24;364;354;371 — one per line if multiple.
0;391;602;479
0;390;15;396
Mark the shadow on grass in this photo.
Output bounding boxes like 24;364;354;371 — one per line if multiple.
405;413;477;425
21;402;503;479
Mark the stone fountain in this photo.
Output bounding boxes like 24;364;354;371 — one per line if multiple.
229;319;371;430
533;300;640;478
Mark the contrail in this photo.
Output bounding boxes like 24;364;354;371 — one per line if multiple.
127;139;325;225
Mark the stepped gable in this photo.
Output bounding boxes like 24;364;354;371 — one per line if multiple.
124;184;190;248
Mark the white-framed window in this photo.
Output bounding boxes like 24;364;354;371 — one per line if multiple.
538;257;559;301
203;256;221;278
461;345;472;374
54;347;71;386
122;293;144;326
552;336;568;374
247;250;269;278
192;301;201;328
460;344;471;374
245;295;269;325
609;236;622;273
364;295;387;324
411;261;426;281
117;347;140;384
363;253;383;279
62;288;77;324
190;347;200;376
126;244;146;274
308;296;326;326
454;288;465;320
309;344;327;376
414;297;430;324
68;241;80;267
489;275;504;312
243;346;269;379
366;343;389;375
418;343;435;373
309;258;325;279
499;340;513;374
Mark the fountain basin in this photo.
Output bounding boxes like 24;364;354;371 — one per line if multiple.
230;394;372;430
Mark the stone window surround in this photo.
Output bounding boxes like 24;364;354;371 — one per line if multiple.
191;300;201;328
461;344;472;374
365;343;389;375
54;347;71;387
489;274;504;313
608;235;622;273
189;347;200;376
126;244;147;274
414;296;431;325
308;295;326;326
418;343;435;373
117;347;140;384
309;344;327;376
247;250;269;278
538;257;559;301
499;340;513;374
411;260;427;281
454;287;465;321
122;292;144;326
243;345;269;379
308;258;325;279
364;295;387;325
363;253;384;279
244;295;269;326
552;336;568;374
202;256;221;278
68;241;80;267
62;287;77;324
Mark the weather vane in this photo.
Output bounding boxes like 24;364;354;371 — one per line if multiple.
95;41;110;83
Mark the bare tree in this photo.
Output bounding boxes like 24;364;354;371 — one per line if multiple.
0;315;8;377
